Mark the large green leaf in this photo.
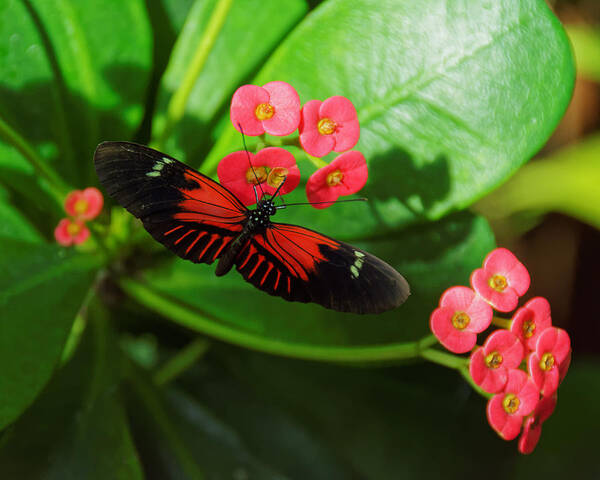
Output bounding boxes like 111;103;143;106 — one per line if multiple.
0;186;43;243
123;212;494;360
205;0;574;237
151;0;308;160
0;240;101;429
0;0;152;190
0;306;143;479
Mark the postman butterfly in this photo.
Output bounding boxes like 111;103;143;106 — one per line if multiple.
94;142;410;314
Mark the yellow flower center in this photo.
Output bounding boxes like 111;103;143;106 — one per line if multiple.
489;274;508;292
74;199;88;214
485;351;503;369
245;166;268;185
523;319;536;338
326;169;343;187
451;311;470;330
317;117;336;135
539;352;555;371
66;222;81;236
255;103;275;120
502;393;520;414
267;167;289;188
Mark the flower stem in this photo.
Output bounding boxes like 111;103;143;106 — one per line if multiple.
155;0;234;150
459;367;493;399
306;154;328;169
420;348;469;370
492;316;512;329
0;115;68;203
154;337;211;386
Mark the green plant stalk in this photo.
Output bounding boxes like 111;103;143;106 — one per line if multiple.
0;115;69;203
154;337;211;386
475;135;600;230
419;348;469;370
119;277;446;364
155;0;234;149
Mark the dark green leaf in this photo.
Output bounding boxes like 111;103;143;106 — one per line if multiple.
0;304;144;479
0;240;101;429
127;212;494;359
0;186;42;243
205;0;574;236
152;0;308;160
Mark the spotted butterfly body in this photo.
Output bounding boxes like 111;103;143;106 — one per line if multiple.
94;141;410;314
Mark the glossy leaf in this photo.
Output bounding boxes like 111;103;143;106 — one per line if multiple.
0;0;152;190
0;306;144;479
0;240;101;429
152;0;307;160
205;0;574;236
124;212;494;360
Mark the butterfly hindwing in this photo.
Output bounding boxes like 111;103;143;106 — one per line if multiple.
94;141;248;265
235;223;410;314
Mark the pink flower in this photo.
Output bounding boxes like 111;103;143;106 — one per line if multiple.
54;218;90;246
299;96;360;157
470;248;530;312
528;327;571;396
64;187;103;220
230;82;300;136
469;330;524;393
510;297;552;351
518;395;557;454
305;151;367;209
486;369;539;440
430;286;493;354
217;147;300;206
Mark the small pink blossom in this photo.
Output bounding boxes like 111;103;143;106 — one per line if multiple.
486;369;539;441
64;187;103;220
510;297;552;351
217;147;300;206
469;330;524;393
305;151;367;209
54;218;90;246
528;327;571;396
299;96;360;157
518;395;557;454
230;81;300;136
470;248;530;312
430;286;493;354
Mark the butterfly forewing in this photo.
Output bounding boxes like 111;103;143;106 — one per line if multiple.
235;223;410;314
94;141;247;264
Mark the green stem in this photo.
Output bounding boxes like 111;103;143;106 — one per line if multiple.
154;337;211;386
119;277;437;364
0;115;69;203
306;154;328;169
155;0;234;149
492;316;511;329
419;348;469;370
459;367;492;399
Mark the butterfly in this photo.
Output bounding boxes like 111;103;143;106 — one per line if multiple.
94;141;410;314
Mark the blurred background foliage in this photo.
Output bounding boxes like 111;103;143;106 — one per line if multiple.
0;0;598;478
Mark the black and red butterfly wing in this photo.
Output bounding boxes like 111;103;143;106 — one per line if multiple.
234;223;410;314
94;141;248;264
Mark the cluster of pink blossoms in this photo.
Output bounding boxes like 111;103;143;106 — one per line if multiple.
222;81;368;208
430;248;571;454
54;187;103;246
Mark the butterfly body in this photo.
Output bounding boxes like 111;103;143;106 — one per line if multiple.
95;141;410;314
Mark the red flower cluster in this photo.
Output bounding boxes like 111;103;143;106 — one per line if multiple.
54;187;103;246
430;248;571;454
224;82;367;207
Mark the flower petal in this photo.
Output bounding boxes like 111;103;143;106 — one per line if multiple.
484;330;524;369
231;84;268;136
328;151;368;195
528;352;560;396
319;96;358;123
487;395;523;440
299;100;335;157
470;268;519;312
81;187;103;220
510;297;552;350
469;347;508;393
54;218;74;246
217;151;259;205
430;306;477;353
64;190;84;217
535;327;571;365
518;416;542;454
73;224;91;244
253;147;300;196
261;81;301;136
332;118;360;152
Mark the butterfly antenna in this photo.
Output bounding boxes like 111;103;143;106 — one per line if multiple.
276;197;368;209
238;123;265;201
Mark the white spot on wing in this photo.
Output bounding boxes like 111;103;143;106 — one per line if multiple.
146;171;161;177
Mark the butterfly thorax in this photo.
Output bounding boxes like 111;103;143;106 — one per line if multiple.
245;198;276;233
